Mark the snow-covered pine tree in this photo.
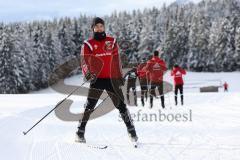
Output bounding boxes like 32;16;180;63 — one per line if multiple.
44;30;57;73
188;12;211;71
58;20;75;63
31;23;49;89
215;17;235;71
72;18;84;59
11;23;31;93
234;26;240;70
0;26;18;93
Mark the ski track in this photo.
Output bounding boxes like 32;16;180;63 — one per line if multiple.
2;100;240;160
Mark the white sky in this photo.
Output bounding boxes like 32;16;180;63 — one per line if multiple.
0;0;201;22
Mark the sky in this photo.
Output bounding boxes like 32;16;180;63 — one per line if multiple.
0;0;201;23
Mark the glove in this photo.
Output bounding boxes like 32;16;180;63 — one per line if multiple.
84;71;97;83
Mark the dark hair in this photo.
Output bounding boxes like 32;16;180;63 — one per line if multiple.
91;17;105;29
174;64;179;68
153;50;159;56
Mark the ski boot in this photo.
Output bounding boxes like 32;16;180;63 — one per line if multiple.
128;128;138;148
75;130;86;143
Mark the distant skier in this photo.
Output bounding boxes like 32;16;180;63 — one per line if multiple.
137;59;148;106
171;64;186;106
124;66;138;106
223;82;228;92
76;17;138;144
144;50;167;109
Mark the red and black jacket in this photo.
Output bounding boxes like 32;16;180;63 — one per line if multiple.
81;36;123;79
144;56;167;83
137;63;148;80
171;67;186;85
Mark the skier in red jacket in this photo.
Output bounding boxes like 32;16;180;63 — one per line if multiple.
76;17;138;144
144;50;167;109
171;64;186;106
137;59;148;106
223;82;228;92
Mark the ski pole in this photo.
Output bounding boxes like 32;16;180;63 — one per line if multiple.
23;80;88;135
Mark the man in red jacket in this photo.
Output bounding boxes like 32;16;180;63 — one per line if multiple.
76;17;138;144
171;64;186;106
137;59;148;106
144;50;167;109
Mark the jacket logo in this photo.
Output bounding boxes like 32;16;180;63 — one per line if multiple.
153;63;161;70
176;71;181;75
175;71;182;77
94;44;98;50
96;53;112;57
105;41;113;52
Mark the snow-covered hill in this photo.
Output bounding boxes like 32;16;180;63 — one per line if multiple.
0;72;240;160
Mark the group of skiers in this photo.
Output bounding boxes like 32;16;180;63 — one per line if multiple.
124;51;187;108
75;17;186;145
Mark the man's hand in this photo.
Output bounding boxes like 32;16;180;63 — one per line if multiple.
84;71;97;83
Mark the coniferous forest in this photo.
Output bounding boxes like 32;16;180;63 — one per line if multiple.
0;0;240;93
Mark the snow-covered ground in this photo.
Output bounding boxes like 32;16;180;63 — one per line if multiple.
0;72;240;160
